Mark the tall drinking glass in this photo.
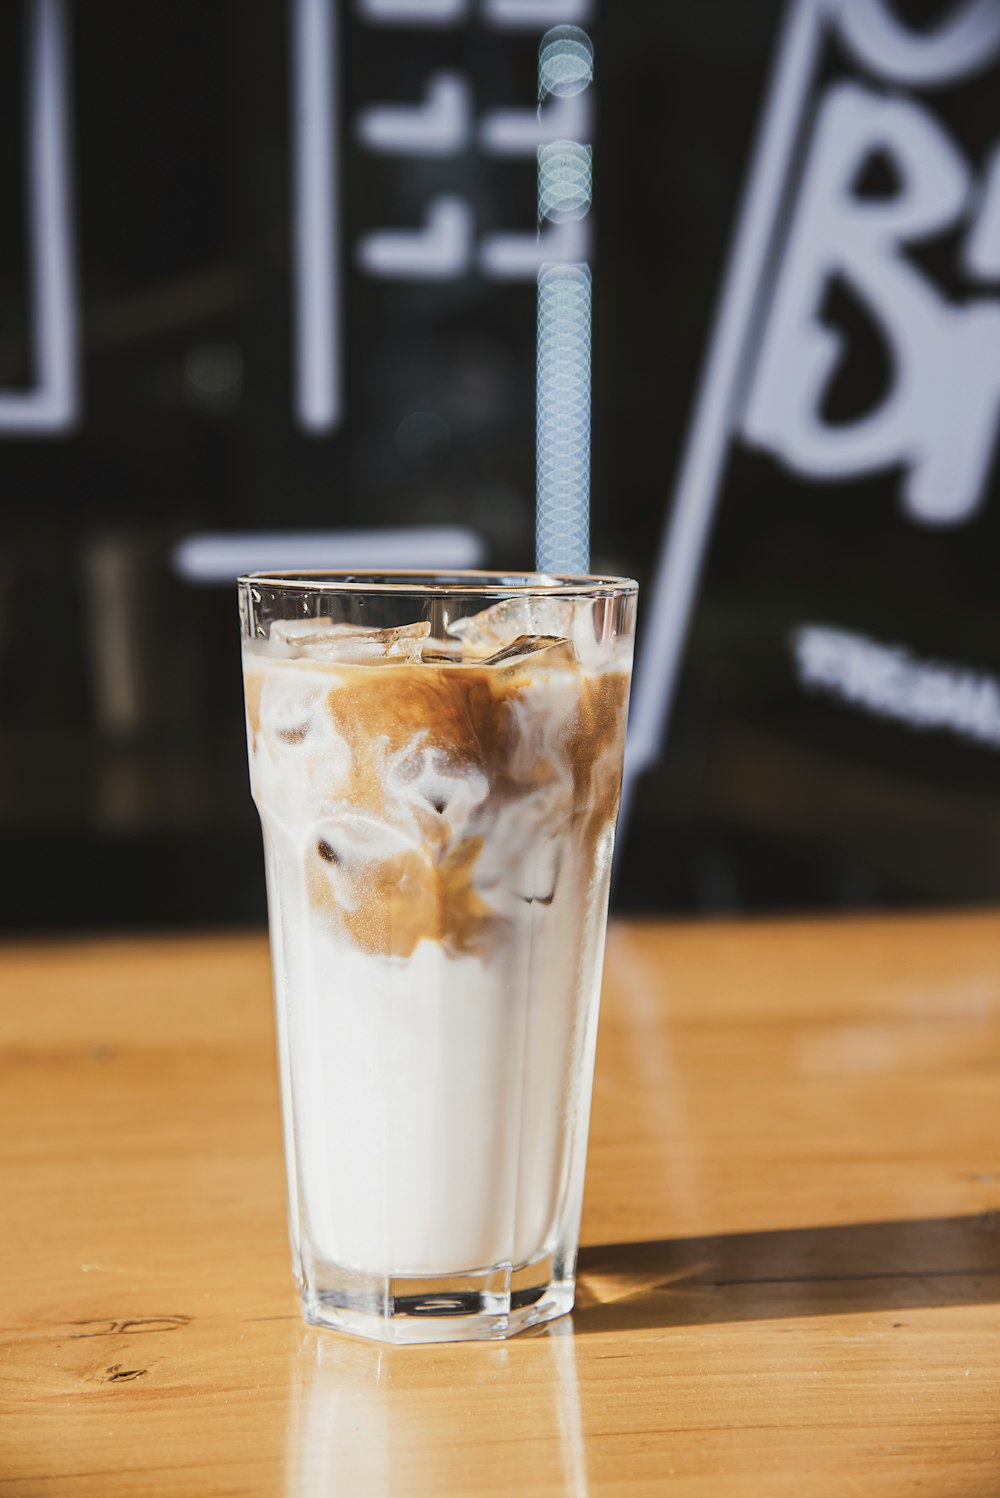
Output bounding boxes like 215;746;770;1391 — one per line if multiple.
239;572;637;1343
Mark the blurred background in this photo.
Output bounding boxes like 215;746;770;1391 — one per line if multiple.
4;0;1000;932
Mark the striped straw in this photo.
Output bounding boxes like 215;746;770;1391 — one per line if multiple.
535;24;594;576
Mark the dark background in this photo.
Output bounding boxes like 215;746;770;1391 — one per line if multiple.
3;0;998;932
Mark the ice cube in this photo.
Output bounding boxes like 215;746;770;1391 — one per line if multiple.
480;634;566;666
456;598;624;671
270;618;342;648
380;621;432;661
370;621;432;645
269;618;431;663
419;644;463;664
448;596;579;654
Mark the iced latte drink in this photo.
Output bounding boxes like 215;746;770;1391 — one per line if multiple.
239;572;636;1343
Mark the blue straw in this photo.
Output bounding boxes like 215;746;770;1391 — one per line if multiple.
535;25;594;577
536;264;592;575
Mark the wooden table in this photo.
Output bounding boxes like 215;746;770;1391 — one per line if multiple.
2;915;999;1496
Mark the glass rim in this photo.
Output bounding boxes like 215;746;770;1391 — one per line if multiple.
238;569;638;598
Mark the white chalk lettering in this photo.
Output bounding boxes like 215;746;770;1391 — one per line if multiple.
744;81;1000;526
792;624;1000;749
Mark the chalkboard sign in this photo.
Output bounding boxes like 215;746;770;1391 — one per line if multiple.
3;0;999;927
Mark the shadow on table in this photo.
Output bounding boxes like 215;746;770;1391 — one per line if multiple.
573;1212;1000;1334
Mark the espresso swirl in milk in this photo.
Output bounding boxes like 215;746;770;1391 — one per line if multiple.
244;605;630;961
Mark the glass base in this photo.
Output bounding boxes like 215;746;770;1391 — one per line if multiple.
301;1251;574;1344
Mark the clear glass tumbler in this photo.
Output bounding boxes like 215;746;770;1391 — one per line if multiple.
239;571;637;1343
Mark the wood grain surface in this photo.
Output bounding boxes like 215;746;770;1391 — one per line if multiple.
1;914;999;1496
